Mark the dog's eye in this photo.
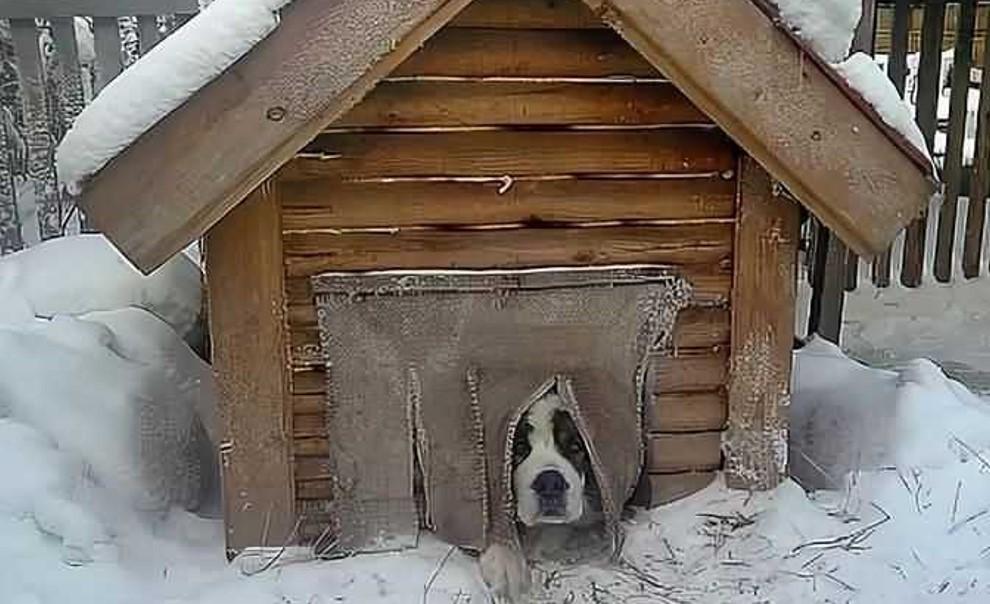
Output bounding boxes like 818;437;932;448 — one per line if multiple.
512;423;532;463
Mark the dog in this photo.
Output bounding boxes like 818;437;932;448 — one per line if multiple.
480;390;601;602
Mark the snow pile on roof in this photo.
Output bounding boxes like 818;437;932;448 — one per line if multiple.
0;234;201;341
771;1;933;163
55;0;291;194
835;53;934;164
773;0;862;62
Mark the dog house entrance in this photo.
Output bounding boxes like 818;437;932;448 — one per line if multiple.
312;267;690;556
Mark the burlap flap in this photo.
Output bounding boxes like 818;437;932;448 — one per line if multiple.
313;267;691;555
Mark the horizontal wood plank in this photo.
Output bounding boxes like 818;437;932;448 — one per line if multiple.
646;471;717;506
654;349;729;393
293;130;734;180
392;27;659;78
451;0;605;28
280;177;735;229
647;432;722;473
283;224;733;276
335;80;708;128
286;264;733;308
292;348;728;395
0;0;197;17
287;305;729;367
647;391;727;432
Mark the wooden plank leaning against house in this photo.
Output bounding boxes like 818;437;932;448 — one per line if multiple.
277;4;736;541
205;181;295;556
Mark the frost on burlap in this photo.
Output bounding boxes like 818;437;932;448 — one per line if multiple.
312;267;691;556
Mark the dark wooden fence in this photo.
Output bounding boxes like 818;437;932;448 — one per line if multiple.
0;0;197;254
807;0;990;341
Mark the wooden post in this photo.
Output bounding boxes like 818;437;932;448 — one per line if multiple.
725;157;800;491
206;180;295;556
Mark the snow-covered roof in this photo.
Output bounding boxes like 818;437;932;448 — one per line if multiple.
63;0;937;274
56;0;291;195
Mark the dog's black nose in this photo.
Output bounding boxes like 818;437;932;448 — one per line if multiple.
532;469;569;496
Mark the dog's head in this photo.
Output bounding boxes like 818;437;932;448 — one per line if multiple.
511;392;591;526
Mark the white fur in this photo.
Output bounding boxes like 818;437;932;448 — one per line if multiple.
480;543;530;603
513;393;585;526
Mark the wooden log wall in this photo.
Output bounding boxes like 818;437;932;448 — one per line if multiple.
275;0;734;540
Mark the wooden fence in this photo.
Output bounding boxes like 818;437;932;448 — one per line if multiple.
0;0;198;254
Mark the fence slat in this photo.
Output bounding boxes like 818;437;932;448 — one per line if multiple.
92;16;121;93
10;18;63;241
935;0;977;282
874;0;912;288
901;0;945;288
137;15;161;55
963;27;990;277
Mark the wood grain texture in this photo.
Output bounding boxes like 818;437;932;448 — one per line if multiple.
285;264;733;307
280;177;736;229
647;391;727;433
335;80;709;128
205;182;295;554
79;0;476;272
647;432;722;473
283;224;733;275
287;305;729;367
723;158;800;491
934;0;976;283
645;472;717;506
964;21;990;278
290;350;728;396
901;0;944;287
584;0;933;256
392;27;659;78
451;0;604;28
293;130;734;180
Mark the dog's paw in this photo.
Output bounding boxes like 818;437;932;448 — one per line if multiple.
480;542;530;602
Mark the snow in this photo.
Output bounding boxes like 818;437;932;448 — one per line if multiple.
770;1;935;162
3;237;990;602
55;0;291;194
835;53;935;164
0;234;202;341
774;0;862;63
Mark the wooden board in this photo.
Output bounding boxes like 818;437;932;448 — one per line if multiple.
646;472;717;506
0;0;197;17
280;177;736;229
290;349;727;396
287;305;729;367
293;129;734;180
205;182;295;555
392;27;659;78
584;0;933;257
285;264;733;307
647;391;726;433
79;0;478;272
283;224;733;275
335;80;708;128
723;158;800;490
451;0;605;28
647;432;722;473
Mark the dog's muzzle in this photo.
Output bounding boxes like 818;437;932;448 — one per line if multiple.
532;469;570;518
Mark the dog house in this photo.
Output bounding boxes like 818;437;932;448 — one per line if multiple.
69;0;935;555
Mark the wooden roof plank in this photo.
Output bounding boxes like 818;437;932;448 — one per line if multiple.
78;0;475;273
583;0;934;257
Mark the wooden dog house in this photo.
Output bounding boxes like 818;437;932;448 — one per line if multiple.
71;0;935;554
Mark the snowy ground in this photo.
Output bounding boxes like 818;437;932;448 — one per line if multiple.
3;236;990;603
